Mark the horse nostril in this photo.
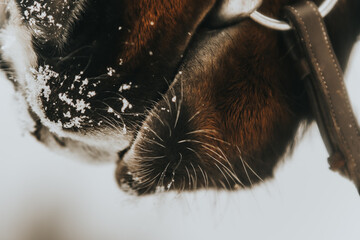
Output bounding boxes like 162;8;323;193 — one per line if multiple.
117;147;130;163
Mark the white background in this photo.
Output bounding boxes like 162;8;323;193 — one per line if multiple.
1;43;360;240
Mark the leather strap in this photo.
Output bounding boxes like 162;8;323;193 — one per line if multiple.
283;1;360;192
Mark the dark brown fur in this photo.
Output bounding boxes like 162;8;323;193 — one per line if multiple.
3;0;359;195
115;0;360;194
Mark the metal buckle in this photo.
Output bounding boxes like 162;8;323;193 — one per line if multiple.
250;0;339;31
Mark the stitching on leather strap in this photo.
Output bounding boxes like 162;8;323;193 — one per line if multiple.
307;1;360;139
300;2;355;163
284;0;360;190
288;5;342;142
289;1;360;173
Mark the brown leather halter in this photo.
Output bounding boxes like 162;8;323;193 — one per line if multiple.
216;0;360;193
281;1;360;194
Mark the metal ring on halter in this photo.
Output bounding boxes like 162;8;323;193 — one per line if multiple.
250;0;339;31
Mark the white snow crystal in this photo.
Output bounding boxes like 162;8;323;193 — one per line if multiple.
107;107;114;113
63;116;85;129
107;67;116;76
63;111;71;118
75;99;90;113
58;92;73;105
59;92;91;113
121;98;132;112
118;82;132;92
31;65;59;101
87;91;96;98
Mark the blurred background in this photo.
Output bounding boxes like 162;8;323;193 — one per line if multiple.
1;42;360;240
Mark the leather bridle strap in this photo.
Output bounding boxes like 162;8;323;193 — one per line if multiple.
283;1;360;193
